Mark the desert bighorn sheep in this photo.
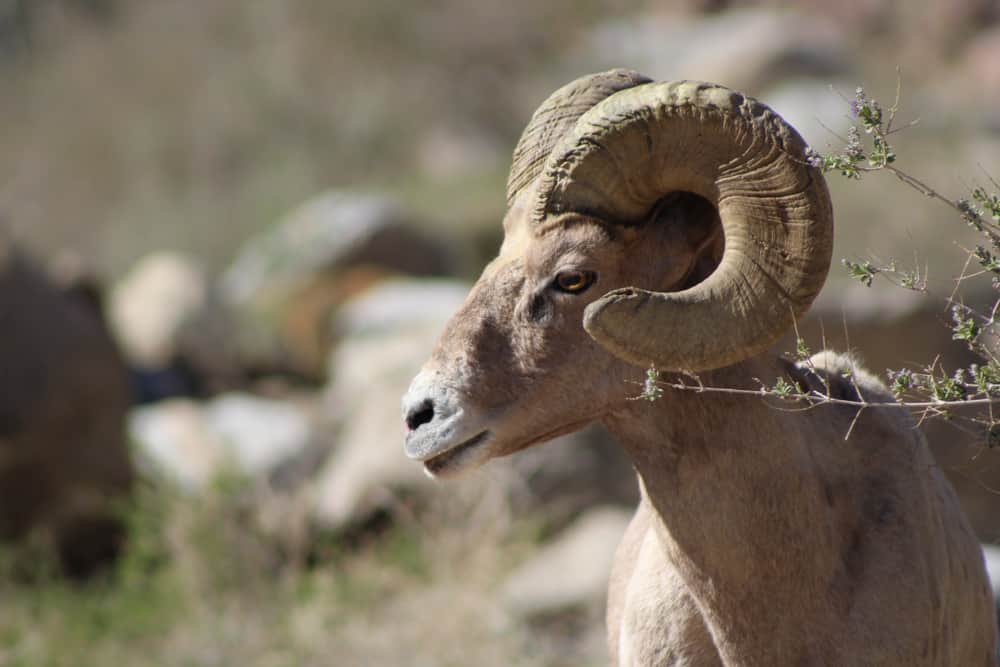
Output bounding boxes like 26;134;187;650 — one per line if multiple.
402;70;998;665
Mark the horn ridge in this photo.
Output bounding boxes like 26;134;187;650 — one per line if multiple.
505;69;652;207
531;78;833;372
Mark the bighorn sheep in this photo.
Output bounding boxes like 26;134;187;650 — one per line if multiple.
401;70;998;665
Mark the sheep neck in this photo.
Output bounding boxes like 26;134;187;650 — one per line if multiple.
603;355;847;664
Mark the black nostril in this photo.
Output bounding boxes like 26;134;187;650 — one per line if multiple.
405;399;435;431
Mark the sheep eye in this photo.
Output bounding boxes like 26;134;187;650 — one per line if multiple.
553;270;596;294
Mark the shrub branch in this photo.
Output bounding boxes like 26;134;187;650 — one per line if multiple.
635;79;1000;448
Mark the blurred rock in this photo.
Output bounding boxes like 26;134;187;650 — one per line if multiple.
984;544;1000;628
220;191;458;380
206;394;315;477
500;506;632;618
896;0;999;66
312;278;470;529
130;393;315;492
654;0;998;65
416;125;504;180
109;251;243;402
758;79;855;150
221;192;453;307
129;399;218;491
109;252;207;368
942;27;1000;130
331;278;472;340
962;27;1000;93
0;241;132;576
985;544;1000;599
580;9;850;94
809;280;928;324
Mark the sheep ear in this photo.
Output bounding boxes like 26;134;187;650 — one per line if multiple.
648;193;720;250
640;192;721;281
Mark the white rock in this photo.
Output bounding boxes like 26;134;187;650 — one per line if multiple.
581;9;848;93
312;278;471;529
218;192;457;378
331;278;471;339
501;506;633;617
983;544;1000;599
313;324;446;529
130;393;314;492
758;79;855;151
810;279;927;323
205;393;314;477
109;252;207;367
221;191;452;309
129;399;221;491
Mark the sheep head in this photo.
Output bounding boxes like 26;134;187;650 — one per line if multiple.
402;70;833;478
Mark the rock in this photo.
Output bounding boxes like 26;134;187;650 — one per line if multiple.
638;0;998;65
983;544;1000;628
895;0;999;68
312;278;471;529
416;124;504;180
311;355;432;529
220;191;457;379
221;192;453;307
109;252;207;368
129;399;220;491
758;79;856;151
500;506;633;618
809;280;927;324
580;9;850;94
984;544;1000;599
130;393;315;492
938;27;1000;130
0;242;132;576
330;278;473;339
109;251;243;401
205;394;315;478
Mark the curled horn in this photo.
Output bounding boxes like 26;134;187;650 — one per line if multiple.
534;80;833;372
506;69;652;208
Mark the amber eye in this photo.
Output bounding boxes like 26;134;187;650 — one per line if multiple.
553;270;596;294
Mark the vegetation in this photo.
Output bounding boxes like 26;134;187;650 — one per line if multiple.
0;471;599;667
0;0;647;276
639;81;1000;449
2;3;998;665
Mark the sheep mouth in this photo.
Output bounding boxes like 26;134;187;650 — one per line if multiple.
423;430;491;478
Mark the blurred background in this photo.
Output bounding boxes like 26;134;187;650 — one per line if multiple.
1;0;1000;665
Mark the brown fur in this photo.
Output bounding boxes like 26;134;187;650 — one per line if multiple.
404;197;998;665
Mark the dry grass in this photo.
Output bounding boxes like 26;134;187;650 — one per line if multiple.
0;469;607;667
1;1;995;289
0;0;645;276
3;3;1000;665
